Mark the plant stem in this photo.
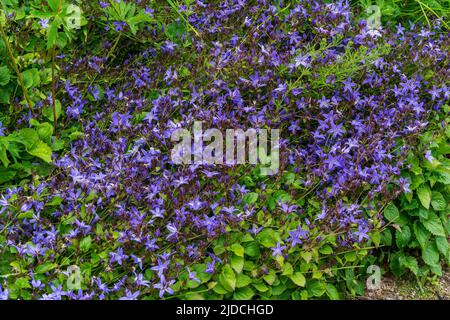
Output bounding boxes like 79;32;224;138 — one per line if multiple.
50;0;64;132
0;20;34;115
51;45;57;132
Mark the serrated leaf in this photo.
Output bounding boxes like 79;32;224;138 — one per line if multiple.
417;185;431;209
422;242;440;266
384;203;399;222
395;225;411;248
413;222;430;248
399;255;419;275
436;236;449;256
431;191;447;211
421;212;446;237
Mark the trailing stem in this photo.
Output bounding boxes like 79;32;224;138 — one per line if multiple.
0;19;34;115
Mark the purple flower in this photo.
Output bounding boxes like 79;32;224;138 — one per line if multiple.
39;19;49;29
271;242;286;257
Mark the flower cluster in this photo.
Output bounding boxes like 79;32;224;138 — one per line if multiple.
0;0;449;299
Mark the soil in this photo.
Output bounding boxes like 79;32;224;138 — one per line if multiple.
361;270;450;300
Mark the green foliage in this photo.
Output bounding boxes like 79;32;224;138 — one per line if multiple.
389;104;450;281
355;0;450;29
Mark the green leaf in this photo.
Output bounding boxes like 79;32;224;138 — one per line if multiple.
43;100;62;121
252;281;268;292
27;140;53;163
80;236;92;252
431;191;447;211
421;212;446;237
48;0;60;12
35;262;57;274
256;229;279;248
244;242;260;258
307;280;326;297
218;264;236;292
230;254;244;274
229;243;244;257
242;192;258;205
21;68;40;89
47;21;58;49
384;203;399;222
262;270;277;285
0;140;10;167
326;283;340;300
235;273;252;288
0;87;11;104
436;236;449;256
290;272;306;287
399;255;419;275
14;277;31;289
30;119;54;141
417;185;431;209
0;65;11;86
319;245;333;254
422;242;440;266
233;286;254;300
11;128;39;148
413;222;430;249
395;225;411;248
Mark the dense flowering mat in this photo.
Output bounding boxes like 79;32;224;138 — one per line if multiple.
0;0;449;300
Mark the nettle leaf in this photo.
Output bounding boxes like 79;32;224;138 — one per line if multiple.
431;191;447;211
0;65;11;86
218;264;236;292
383;203;399;222
413;222;430;249
399;255;419;275
422;242;440;266
417;184;431;209
395;225;411;248
436;236;449;256
421;212;446;237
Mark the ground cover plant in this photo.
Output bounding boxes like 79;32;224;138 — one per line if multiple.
0;0;449;300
